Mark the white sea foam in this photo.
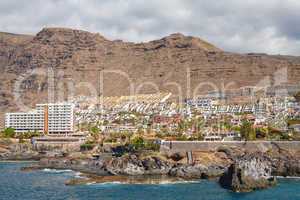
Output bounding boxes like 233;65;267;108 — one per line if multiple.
157;180;200;185
42;168;73;173
276;176;300;179
86;181;97;185
74;172;83;178
85;180;200;186
86;181;123;186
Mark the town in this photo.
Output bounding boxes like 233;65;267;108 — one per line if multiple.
2;85;300;152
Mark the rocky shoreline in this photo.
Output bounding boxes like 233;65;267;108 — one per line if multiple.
19;151;300;192
2;141;300;193
65;174;198;186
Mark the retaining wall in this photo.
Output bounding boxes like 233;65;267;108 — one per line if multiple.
33;143;82;152
160;141;300;153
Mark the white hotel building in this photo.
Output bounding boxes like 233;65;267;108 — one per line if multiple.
5;103;74;134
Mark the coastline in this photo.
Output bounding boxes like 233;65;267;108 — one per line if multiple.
2;161;300;200
14;161;300;187
17;161;204;186
0;159;293;188
2;140;300;193
65;173;201;186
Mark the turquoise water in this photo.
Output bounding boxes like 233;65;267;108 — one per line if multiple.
1;162;300;200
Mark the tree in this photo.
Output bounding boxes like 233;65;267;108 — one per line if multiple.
255;127;269;139
2;127;15;138
194;131;204;141
80;141;95;151
222;121;233;131
130;136;145;150
192;118;205;134
89;126;102;143
177;120;185;134
90;126;100;134
240;120;256;141
137;127;144;135
161;126;169;135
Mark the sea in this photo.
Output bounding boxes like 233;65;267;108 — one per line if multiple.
0;162;300;200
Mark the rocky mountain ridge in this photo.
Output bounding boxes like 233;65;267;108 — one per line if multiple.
1;27;300;126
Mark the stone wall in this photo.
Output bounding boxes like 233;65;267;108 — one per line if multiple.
160;141;300;153
33;143;81;152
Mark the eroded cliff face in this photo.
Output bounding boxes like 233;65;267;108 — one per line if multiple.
1;27;300;123
219;152;276;192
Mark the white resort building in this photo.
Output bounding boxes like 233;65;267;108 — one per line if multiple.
5;103;74;134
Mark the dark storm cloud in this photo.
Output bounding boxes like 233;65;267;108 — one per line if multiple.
0;0;299;55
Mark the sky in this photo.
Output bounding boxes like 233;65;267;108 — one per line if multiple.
0;0;300;55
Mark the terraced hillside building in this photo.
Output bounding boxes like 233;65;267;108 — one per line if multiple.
5;103;74;134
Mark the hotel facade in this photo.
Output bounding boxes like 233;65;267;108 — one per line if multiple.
5;103;74;134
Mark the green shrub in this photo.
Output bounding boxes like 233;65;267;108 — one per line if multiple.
104;138;117;143
23;131;40;139
1;127;15;138
240;120;256;141
90;126;100;134
145;141;160;151
80;143;95;151
175;134;188;141
280;133;291;141
130;136;145;150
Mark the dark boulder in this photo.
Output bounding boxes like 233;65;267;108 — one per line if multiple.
217;145;245;160
219;152;277;192
106;154;173;176
168;152;185;162
169;164;206;178
169;163;225;179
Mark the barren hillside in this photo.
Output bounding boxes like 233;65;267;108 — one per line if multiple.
1;27;300;126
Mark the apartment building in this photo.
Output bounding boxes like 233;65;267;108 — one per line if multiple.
5;103;74;134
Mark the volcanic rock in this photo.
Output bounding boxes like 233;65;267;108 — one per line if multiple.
219;152;277;192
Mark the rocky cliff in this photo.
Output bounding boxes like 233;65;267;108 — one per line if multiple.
219;152;276;192
1;27;300;124
3;139;300;193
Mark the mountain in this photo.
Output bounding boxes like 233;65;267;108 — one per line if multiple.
1;27;300;126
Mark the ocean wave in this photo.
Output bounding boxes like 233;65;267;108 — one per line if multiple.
42;168;74;173
84;180;200;186
276;176;300;179
86;181;97;185
157;180;200;185
74;172;83;178
85;181;124;186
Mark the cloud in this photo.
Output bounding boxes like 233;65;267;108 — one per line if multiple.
0;0;299;55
